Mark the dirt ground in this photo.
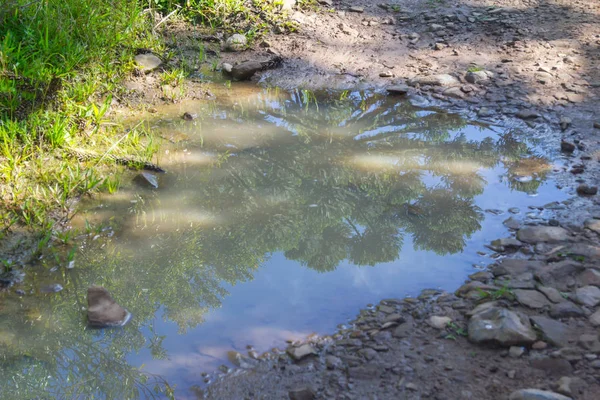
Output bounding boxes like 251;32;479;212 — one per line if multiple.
174;0;600;399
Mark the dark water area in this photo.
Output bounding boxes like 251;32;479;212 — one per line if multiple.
0;86;567;399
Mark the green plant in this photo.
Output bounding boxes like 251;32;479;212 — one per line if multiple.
467;65;484;73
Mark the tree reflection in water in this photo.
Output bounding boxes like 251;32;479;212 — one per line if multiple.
0;89;550;399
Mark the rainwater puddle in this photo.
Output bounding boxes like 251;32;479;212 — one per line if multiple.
0;86;567;399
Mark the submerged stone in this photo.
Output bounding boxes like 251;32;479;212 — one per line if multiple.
87;286;131;328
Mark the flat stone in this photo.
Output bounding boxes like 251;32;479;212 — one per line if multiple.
535;261;585;291
517;226;569;244
537;286;565;303
530;356;573;376
549;301;585;319
491;238;523;248
348;6;364;12
325;355;343;369
589;309;600;326
509;389;572;400
428;315;452;329
347;364;382;380
443;87;465;99
393;321;413;338
574;286;600;307
491;259;545;277
509;346;526;358
134;53;162;72
584;219;600;234
468;307;537;346
469;271;493;282
530;316;578;348
578;268;600;287
387;85;410;95
287;344;316;361
513;290;551;309
408;74;460;87
503;217;522;230
516;110;540;120
87;286;131;328
556;376;573;397
455;281;497;297
465;70;494;84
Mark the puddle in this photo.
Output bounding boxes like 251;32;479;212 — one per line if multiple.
0;86;567;399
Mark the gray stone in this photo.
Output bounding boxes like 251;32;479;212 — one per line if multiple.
225;34;247;51
287;344;316;361
491;238;523;249
358;348;378;360
584;219;600;234
516;226;569;244
469;271;493;282
551;347;583;361
87;286;131;328
347;364;381;379
556;376;573;397
559;117;572;131
578;333;600;352
535;261;585;290
348;6;364;13
465;70;494;84
393;321;413;338
491;259;544;277
443;87;465;99
516;110;541;120
509;346;525;358
530;357;573;376
549;301;585;319
408;74;460;87
567;243;600;259
530;316;577;347
428;315;452;329
387;85;410;95
560;141;576;153
134;53;162;72
325;355;342;369
589;309;600;326
468;307;537;346
509;389;572;400
578;268;600;287
504;217;522;230
537;286;565;303
513;289;551;309
574;286;600;307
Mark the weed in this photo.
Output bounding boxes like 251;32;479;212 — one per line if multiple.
467;65;485;73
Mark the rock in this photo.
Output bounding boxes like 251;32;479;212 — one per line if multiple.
560;141;576;153
589;309;600;326
578;268;600;287
87;286;131;328
508;389;572;400
325;355;342;369
465;70;494;84
455;281;497;297
556;377;573;397
503;217;522;230
513;289;551;309
135;171;158;189
348;6;364;13
574;286;600;307
478;107;494;118
225;34;247;51
182;112;198;121
576;184;598;196
134;53;162;72
530;356;573;375
347;364;381;379
408;74;460;87
227;351;258;368
584;219;600;234
516;226;569;244
358;348;378;360
491;238;523;249
387;85;410;95
594;122;600;129
532;341;548;350
559;117;572;131
491;259;544;277
578;333;600;352
393;321;413;338
535;261;585;291
549;301;585;319
537;286;565;303
469;271;493;282
289;387;315;400
287;344;316;361
530;316;577;348
230;57;282;81
443;87;465;99
516;110;540;120
509;346;525;358
551;347;583;361
428;315;452;329
221;63;233;73
468;307;537;346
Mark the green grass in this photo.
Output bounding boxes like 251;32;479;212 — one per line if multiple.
0;0;163;234
467;65;485;73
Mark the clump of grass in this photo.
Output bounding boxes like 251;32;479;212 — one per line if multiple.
467;65;485;73
0;0;163;232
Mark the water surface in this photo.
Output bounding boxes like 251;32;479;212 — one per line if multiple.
0;86;566;399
